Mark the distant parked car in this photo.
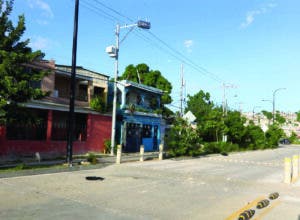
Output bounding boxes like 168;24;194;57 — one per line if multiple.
279;138;290;145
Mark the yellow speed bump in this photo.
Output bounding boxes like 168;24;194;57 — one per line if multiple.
238;209;255;220
269;192;279;200
253;200;281;220
225;196;264;220
256;199;269;209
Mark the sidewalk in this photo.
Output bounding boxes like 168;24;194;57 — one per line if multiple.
0;151;160;178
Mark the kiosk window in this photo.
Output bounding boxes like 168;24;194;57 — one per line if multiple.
142;124;152;138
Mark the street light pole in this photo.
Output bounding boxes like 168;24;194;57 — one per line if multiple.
107;21;150;156
272;88;286;124
110;24;120;156
66;0;79;166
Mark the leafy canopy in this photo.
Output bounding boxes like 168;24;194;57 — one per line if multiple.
0;0;47;124
120;63;172;105
186;90;214;123
296;111;300;122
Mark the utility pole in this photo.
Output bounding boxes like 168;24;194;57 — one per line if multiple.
110;24;120;156
222;83;236;116
106;21;150;156
221;83;236;142
180;64;184;116
66;0;79;166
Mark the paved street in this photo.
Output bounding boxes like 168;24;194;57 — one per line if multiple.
1;146;300;219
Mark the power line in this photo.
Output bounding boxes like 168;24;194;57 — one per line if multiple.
92;0;134;22
81;0;118;22
79;1;225;84
166;103;181;109
146;31;223;83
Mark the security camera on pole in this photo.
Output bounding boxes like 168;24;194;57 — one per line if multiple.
106;20;150;156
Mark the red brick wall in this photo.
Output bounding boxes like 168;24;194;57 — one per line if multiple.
0;113;112;160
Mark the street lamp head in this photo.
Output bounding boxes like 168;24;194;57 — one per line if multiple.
137;20;151;29
273;87;286;95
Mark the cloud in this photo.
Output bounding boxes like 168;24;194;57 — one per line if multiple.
241;2;277;28
29;36;51;50
184;40;194;53
28;0;54;18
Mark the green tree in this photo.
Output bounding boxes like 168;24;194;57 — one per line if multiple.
201;106;224;142
225;110;247;146
243;121;266;149
120;63;172;105
185;90;227;143
166;115;202;157
186;90;213;123
262;110;273;120
296;111;300;122
288;131;298;144
262;110;273;125
265;125;285;148
0;0;47;124
274;111;286;124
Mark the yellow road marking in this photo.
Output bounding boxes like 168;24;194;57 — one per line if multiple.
225;196;265;220
253;200;281;220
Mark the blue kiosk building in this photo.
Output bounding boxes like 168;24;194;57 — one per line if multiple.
116;80;163;152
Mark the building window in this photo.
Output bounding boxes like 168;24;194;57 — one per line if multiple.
54;75;70;99
142;124;152;138
94;87;105;97
77;84;88;101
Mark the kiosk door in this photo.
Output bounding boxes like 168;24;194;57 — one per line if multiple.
125;123;142;152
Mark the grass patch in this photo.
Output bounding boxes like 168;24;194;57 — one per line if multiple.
0;163;64;173
292;140;300;145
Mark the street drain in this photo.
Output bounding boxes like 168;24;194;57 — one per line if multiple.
85;176;105;181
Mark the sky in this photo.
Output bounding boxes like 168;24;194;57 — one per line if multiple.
9;0;300;113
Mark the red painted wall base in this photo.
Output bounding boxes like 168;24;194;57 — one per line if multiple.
0;113;111;161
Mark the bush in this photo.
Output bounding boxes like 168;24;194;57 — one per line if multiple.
265;125;285;148
243;123;266;150
166;117;202;157
90;96;106;113
203;142;220;154
104;139;111;154
289;132;298;144
87;153;97;164
203;142;239;154
221;142;239;152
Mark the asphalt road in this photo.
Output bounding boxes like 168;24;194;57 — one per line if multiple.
1;145;300;220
